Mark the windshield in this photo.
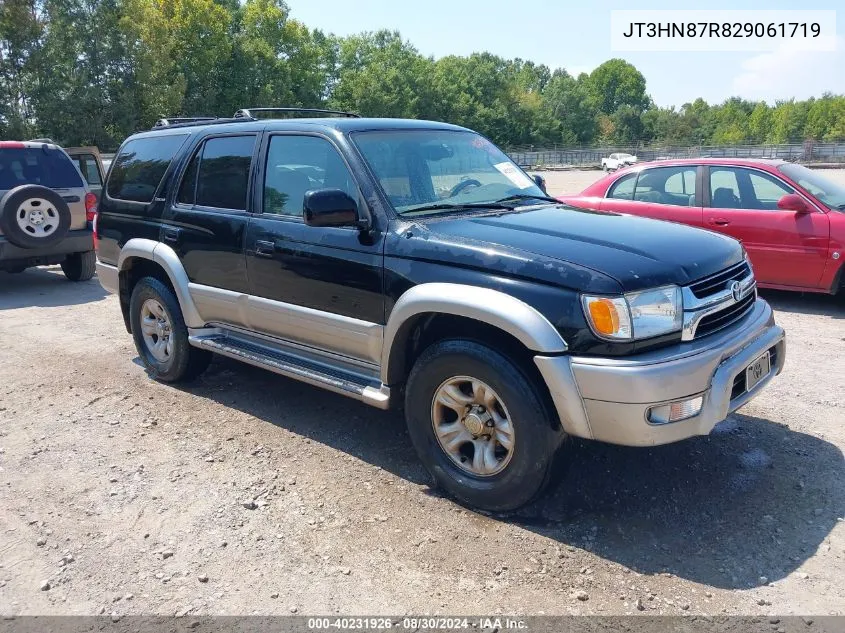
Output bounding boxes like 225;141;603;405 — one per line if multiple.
778;163;845;210
0;147;84;190
352;130;546;214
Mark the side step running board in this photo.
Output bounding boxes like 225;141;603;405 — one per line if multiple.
189;333;390;409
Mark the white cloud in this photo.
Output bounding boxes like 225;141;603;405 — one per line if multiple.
731;35;844;102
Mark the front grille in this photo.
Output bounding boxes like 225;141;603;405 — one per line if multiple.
695;291;756;338
689;260;752;299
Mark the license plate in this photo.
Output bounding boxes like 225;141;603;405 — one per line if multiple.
745;351;771;393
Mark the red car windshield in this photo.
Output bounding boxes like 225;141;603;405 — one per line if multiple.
778;163;845;210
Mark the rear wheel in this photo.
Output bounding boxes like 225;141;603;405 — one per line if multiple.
61;250;96;281
404;339;566;512
129;277;211;382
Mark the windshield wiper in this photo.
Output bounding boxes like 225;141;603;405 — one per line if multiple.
401;202;515;216
492;193;562;205
401;194;563;216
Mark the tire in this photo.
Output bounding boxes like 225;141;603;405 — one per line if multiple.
404;339;566;512
0;185;71;249
129;276;212;382
61;250;96;281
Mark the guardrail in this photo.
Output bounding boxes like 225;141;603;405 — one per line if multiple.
507;141;845;169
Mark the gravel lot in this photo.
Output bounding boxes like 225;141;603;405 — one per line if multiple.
0;169;843;617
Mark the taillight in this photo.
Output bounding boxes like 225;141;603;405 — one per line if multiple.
85;192;97;222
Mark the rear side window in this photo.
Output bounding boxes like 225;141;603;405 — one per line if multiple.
72;154;102;186
607;173;636;199
197;136;255;210
633;166;697;206
0;147;84;189
107;135;188;202
177;135;255;210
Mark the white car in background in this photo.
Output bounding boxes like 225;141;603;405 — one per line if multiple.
601;152;638;171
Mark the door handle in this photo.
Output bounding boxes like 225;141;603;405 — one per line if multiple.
255;240;275;257
708;217;731;226
163;226;181;242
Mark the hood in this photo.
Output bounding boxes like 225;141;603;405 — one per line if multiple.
417;205;744;292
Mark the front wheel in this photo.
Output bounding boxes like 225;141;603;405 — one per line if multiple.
404;340;566;512
129;277;212;382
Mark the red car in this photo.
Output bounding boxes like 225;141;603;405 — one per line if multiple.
559;158;845;294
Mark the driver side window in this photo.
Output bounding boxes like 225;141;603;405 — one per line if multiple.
748;171;794;210
263;135;357;217
709;167;794;210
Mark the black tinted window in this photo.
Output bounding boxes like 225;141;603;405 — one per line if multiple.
0;147;84;189
176;147;201;205
196;136;255;210
107;135;187;202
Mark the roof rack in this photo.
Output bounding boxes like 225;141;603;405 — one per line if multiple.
153;117;218;129
233;107;360;119
26;137;57;144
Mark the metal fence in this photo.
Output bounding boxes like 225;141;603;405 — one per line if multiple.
507;141;845;169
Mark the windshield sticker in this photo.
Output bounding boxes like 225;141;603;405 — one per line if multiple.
493;161;535;189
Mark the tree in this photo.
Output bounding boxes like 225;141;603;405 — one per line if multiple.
225;0;332;112
585;59;649;115
805;95;845;141
711;98;754;145
330;30;435;119
0;0;43;138
748;102;772;143
768;99;810;143
4;6;845;150
541;70;596;144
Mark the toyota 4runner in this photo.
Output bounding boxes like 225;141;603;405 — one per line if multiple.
95;108;786;511
0;141;97;280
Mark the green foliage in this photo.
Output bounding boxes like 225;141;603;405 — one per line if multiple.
1;3;843;149
585;59;649;116
330;30;435;119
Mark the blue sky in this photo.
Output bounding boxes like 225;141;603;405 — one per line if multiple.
286;0;843;108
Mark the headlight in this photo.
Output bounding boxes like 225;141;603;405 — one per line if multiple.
582;285;682;341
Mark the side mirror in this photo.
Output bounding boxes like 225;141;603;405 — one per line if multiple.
532;174;547;194
777;193;811;214
303;189;366;228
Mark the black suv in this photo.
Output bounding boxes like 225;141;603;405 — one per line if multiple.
95;108;786;511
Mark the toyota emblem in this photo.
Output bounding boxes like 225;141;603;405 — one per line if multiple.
730;280;742;302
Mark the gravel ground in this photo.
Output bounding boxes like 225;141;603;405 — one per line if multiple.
0;169;844;617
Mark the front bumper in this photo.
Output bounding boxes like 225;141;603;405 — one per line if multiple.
535;298;785;447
